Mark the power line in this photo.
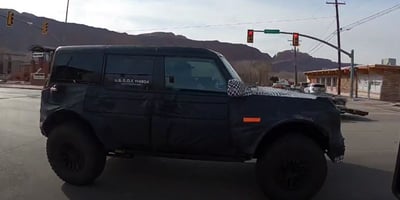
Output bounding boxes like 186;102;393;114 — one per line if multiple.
309;32;336;55
307;19;336;54
125;16;335;32
341;3;400;32
309;3;400;55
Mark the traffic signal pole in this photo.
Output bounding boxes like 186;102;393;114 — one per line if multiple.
294;46;298;85
253;29;356;97
279;31;352;57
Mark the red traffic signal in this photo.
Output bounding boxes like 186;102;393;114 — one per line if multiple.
292;33;299;46
247;29;254;43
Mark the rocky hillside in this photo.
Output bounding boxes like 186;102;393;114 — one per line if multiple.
0;8;345;73
271;50;350;72
0;9;270;64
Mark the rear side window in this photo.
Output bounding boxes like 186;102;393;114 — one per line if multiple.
51;52;102;83
104;55;154;90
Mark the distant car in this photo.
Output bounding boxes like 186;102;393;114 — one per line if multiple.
304;83;326;94
272;82;289;89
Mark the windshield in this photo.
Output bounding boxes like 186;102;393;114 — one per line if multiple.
219;55;242;81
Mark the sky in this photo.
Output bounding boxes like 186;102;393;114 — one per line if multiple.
2;0;400;65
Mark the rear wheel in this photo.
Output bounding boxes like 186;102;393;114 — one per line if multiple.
256;134;327;200
46;122;106;185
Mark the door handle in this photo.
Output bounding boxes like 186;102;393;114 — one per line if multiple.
50;84;58;92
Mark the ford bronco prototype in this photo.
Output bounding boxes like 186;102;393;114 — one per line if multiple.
40;46;345;200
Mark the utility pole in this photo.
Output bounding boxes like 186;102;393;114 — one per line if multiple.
65;0;70;23
327;0;345;95
261;29;356;97
294;46;298;85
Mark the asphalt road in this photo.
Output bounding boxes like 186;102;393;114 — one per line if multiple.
0;87;399;200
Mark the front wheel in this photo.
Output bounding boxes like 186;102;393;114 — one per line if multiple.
256;134;327;200
46;122;106;185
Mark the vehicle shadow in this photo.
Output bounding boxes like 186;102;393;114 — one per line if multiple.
315;163;395;200
61;157;395;200
341;114;375;123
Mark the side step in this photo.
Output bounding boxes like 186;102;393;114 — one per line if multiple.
108;150;134;158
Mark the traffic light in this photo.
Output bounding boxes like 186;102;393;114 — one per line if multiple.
247;29;254;43
42;22;48;35
7;11;14;27
292;32;299;46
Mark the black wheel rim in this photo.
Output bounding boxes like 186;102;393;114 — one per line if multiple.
57;144;84;172
277;159;309;190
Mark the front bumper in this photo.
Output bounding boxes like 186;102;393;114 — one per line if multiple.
327;136;345;163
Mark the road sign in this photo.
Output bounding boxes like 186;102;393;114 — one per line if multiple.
264;29;280;34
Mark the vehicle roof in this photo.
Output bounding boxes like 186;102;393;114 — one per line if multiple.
55;45;220;57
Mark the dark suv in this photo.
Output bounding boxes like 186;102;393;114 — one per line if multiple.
40;45;344;200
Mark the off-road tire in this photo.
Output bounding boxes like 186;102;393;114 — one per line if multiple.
256;134;327;200
46;122;106;185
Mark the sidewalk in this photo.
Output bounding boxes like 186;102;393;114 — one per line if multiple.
0;83;43;90
346;97;400;112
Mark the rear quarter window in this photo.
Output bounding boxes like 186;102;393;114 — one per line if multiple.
51;52;103;83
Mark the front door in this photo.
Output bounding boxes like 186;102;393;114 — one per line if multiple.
152;56;232;156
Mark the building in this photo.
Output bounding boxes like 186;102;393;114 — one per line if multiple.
0;52;27;81
382;58;396;66
304;64;400;102
0;46;54;85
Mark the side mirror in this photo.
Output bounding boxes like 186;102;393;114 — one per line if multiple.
227;79;249;97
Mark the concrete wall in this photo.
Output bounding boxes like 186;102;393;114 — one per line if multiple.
381;70;400;101
305;66;400;101
357;73;383;100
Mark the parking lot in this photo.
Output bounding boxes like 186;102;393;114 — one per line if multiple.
0;87;399;200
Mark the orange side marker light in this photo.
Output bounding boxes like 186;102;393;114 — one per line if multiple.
243;117;261;123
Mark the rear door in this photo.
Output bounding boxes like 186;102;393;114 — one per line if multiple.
43;50;103;108
152;56;232;156
85;54;158;150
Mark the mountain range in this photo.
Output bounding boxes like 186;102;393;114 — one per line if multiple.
0;8;347;72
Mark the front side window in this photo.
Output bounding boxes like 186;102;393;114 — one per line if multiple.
51;52;102;83
104;55;154;90
164;57;226;92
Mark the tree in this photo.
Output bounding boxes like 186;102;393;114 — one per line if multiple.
269;76;279;83
231;60;272;86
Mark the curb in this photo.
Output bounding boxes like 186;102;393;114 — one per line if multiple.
0;85;43;90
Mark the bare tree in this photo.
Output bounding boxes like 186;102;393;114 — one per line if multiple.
231;60;272;86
